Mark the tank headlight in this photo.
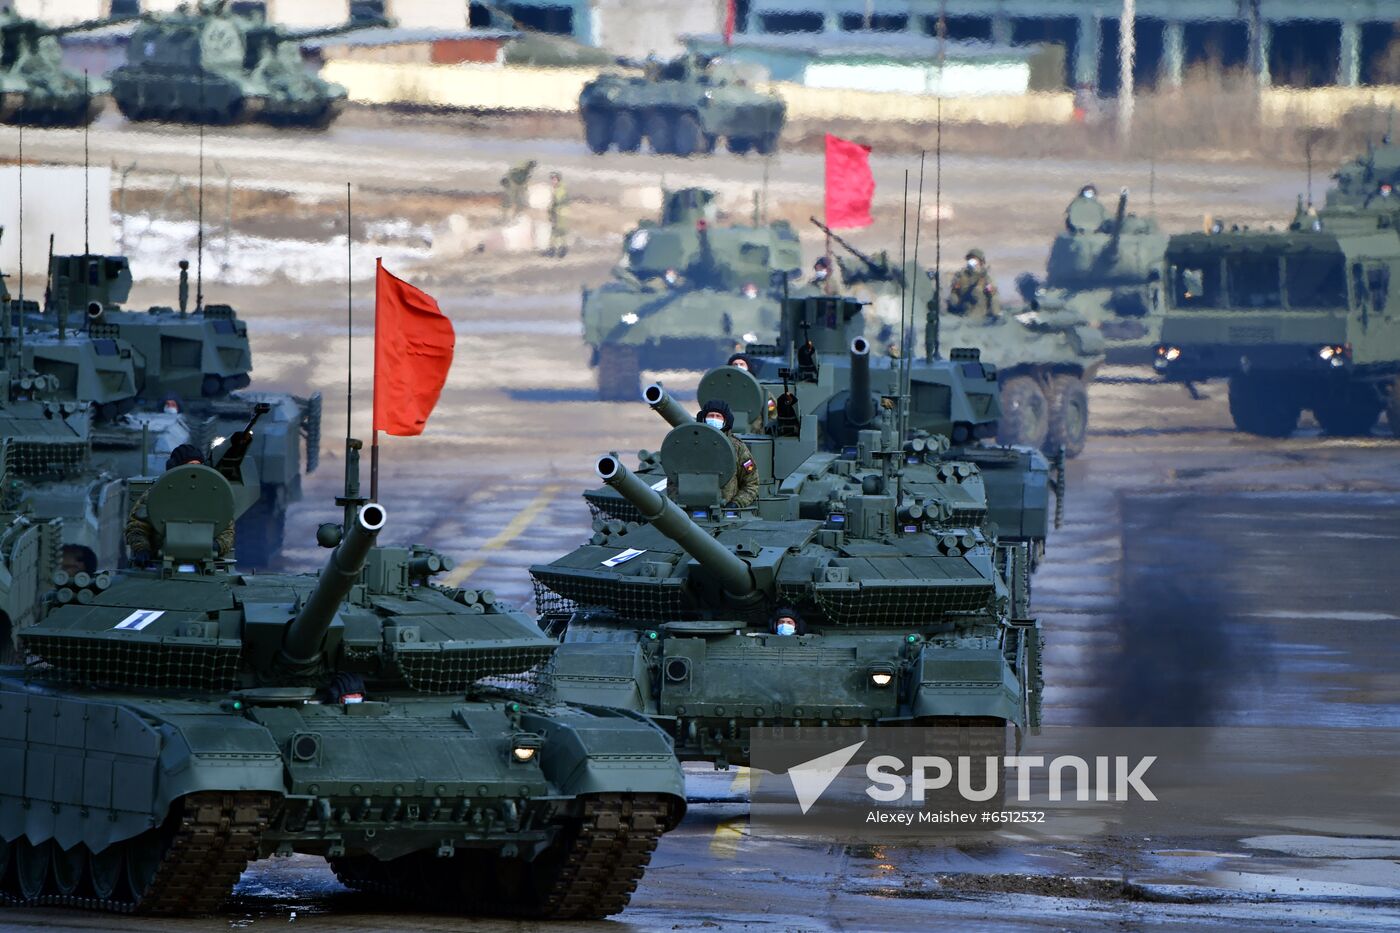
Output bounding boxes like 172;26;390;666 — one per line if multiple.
510;734;542;763
868;665;895;688
620;312;640;325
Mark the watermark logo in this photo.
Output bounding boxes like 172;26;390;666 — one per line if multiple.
788;741;865;814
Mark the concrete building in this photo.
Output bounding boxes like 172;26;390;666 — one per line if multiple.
7;0;465;30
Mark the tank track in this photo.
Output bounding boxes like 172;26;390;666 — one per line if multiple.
331;793;673;920
0;791;276;916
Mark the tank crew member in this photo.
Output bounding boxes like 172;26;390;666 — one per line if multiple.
125;444;235;564
810;255;832;287
726;352;752;372
770;606;806;636
546;171;568;258
669;399;759;508
59;544;98;578
946;248;1000;323
499;159;536;219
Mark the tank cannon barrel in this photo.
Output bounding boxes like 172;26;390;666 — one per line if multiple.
280;502;386;666
44;13;139;36
286;17;388;40
811;216;890;276
644;382;692;427
596;456;756;599
846;336;875;427
1104;187;1129;258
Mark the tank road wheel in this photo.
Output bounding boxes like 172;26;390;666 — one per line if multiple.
1228;373;1300;438
645;110;674;155
52;844;87;896
997;376;1050;450
596;344;642;401
88;845;124;900
1045;373;1090;458
1312;382;1383;437
726;135;752;155
15;839;51;901
754;131;779;155
1388;375;1400;438
671;112;702;157
613;111;642;152
583;109;613;154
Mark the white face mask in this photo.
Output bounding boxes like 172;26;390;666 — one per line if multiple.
966;258;980;271
704;415;725;430
732;359;749;371
814;268;828;280
776;621;796;636
164;403;179;414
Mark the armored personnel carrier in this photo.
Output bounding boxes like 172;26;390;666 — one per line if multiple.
813;229;1104;457
583;188;801;399
579;52;785;157
0;436;685;918
37;253;321;565
1154;207;1400;437
110;1;380;127
1017;185;1169;362
0;11;135;126
537;299;1043;768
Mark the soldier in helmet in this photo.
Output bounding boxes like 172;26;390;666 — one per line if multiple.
499;159;536;220
946;248;1000;323
125;444;235;564
668;399;759;508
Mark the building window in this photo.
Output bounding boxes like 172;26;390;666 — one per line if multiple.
350;0;387;24
839;12;908;33
504;3;573;36
758;11;824;34
109;0;140;14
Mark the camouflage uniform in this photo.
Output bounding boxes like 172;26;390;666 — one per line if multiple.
947;249;1000;323
125;488;235;560
500;159;536;219
548;178;568;255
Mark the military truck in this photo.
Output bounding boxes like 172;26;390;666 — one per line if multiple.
0;435;686;919
1017;185;1169;362
819;225;1104;457
583;188;801;399
579;52;785;157
39;253;321;565
0;11;135;126
110;0;381;127
1154;208;1400;437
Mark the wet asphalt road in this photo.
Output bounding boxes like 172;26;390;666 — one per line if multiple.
3;116;1400;929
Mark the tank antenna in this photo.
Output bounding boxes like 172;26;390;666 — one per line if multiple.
83;73;90;258
338;182;365;527
16;126;23;356
195;77;205;314
906;149;926;417
929;1;946;362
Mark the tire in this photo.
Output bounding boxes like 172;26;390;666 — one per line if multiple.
671;112;702;158
754;132;779;155
1044;373;1089;458
725;136;752;155
644;110;673;155
1312;381;1383;437
1228;373;1301;438
997;375;1050;451
1388;375;1400;438
583;109;613;154
596;343;641;401
614;110;642;152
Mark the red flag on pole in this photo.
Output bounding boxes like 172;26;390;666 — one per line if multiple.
723;0;736;46
824;134;874;229
373;259;455;437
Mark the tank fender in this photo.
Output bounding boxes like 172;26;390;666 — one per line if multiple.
909;646;1024;726
551;640;653;712
519;706;686;819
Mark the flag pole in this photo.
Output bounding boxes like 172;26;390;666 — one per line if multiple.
371;257;381;502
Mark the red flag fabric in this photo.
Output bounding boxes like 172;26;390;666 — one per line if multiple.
373;259;455;436
824;134;874;229
723;0;735;45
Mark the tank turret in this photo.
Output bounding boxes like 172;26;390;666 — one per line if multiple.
0;11;135;126
279;502;384;667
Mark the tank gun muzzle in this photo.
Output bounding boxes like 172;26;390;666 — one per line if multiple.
644;382;692;428
846;336;876;428
279;502;385;669
596;455;757;601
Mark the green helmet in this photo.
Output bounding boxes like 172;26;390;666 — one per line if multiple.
966;248;987;264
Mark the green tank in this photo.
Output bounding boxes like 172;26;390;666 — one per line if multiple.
0;437;685;918
0;11;135;126
579;52;785;157
110;0;381;128
39;253;321;566
536;309;1043;767
1154;204;1400;438
819;224;1105;458
583;188;801;400
1017;185;1170;362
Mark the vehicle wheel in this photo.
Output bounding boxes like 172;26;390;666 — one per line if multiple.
613;110;642;152
583;109;613;154
89;844;124;900
725;136;752;155
16;839;51;901
52;844;87;896
1228;373;1300;437
671;112;702;157
1388;375;1400;438
596;344;641;401
235;495;287;570
997;376;1050;450
754;132;779;155
645;110;673;155
1044;374;1089;458
1312;381;1383;436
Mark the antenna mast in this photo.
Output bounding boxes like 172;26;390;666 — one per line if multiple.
928;2;946;362
16;127;23;356
196;78;205;313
